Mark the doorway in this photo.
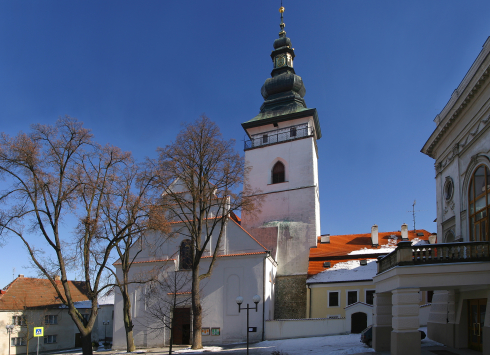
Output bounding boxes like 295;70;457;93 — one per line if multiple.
173;308;191;345
351;312;367;333
468;299;487;351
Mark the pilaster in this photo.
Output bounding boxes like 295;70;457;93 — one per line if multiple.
391;288;420;355
373;292;392;351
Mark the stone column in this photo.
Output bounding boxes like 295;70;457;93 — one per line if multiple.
391;288;421;355
373;292;392;351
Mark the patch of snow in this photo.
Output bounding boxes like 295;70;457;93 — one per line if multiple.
174;334;374;354
307;259;377;284
412;238;429;246
98;292;115;305
348;246;395;255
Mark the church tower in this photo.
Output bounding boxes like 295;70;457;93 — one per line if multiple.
241;6;322;319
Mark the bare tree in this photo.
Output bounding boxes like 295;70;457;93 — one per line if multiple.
140;262;192;354
156;115;261;349
99;158;169;352
0;118;133;355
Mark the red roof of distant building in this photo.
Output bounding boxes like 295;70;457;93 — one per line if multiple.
0;276;89;310
308;229;432;277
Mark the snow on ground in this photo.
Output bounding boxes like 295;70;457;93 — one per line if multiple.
307;259;377;283
175;334;374;354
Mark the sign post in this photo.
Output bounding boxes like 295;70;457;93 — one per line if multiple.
34;327;44;355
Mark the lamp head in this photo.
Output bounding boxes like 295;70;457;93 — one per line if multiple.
235;296;244;305
253;294;261;304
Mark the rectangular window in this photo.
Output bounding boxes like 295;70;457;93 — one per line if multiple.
427;291;434;303
347;290;358;305
12;315;25;326
328;291;339;307
11;337;26;346
45;315;58;325
290;127;297;137
44;335;57;344
262;134;268;144
365;290;375;305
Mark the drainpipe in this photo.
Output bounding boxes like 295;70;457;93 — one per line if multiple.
262;253;268;341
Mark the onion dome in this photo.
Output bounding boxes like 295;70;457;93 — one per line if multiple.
255;6;307;118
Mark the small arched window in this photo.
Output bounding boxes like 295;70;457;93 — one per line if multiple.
272;162;285;184
179;239;192;270
468;165;490;241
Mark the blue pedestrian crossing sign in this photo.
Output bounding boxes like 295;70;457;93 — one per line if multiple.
34;327;44;337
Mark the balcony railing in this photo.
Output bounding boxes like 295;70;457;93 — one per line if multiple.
377;241;490;274
244;123;314;150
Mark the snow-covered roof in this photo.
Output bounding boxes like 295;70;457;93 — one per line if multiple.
98;292;115;306
307;259;377;284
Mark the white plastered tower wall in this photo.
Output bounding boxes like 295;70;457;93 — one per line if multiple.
242;115;320;276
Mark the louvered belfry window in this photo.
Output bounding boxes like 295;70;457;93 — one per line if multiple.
272;162;285;184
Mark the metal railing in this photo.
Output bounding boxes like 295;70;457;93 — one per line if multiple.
377;241;490;274
244;123;314;150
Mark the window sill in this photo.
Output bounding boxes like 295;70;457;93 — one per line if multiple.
268;181;289;186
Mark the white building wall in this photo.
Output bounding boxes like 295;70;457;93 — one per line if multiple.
242;116;320;275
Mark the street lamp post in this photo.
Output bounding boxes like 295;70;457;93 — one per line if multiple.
6;324;14;355
102;321;110;343
236;295;261;355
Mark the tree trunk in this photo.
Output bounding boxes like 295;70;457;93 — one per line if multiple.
81;331;93;355
123;290;136;352
191;267;202;349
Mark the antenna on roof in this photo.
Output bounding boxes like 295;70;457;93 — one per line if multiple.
408;200;422;234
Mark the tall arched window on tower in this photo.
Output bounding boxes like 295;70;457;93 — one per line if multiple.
272;161;285;184
180;239;192;270
468;165;490;241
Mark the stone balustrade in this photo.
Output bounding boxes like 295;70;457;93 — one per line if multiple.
377;241;490;274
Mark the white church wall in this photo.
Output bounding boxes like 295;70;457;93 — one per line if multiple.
112;253;274;349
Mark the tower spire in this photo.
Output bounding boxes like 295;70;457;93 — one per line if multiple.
279;5;286;37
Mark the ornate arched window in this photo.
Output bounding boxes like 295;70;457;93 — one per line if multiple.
272;162;285;184
468;165;490;241
179;239;192;270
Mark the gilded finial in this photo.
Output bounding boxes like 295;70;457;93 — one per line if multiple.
279;5;286;37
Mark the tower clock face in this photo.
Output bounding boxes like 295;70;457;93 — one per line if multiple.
276;55;286;68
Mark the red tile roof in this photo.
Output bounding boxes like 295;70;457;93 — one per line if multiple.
0;276;89;310
308;229;432;277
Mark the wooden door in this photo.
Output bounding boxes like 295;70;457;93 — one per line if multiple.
75;333;82;348
468;299;487;351
173;308;191;345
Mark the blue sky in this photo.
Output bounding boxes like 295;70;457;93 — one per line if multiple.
1;1;490;287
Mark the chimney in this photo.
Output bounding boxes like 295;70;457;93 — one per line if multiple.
18;274;24;278
54;275;60;281
429;233;437;244
371;225;379;247
321;234;330;243
401;223;409;240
